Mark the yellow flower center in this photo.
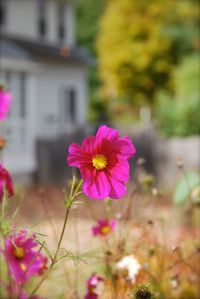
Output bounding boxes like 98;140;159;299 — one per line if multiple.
14;247;25;259
101;226;110;235
92;154;107;170
89;286;96;293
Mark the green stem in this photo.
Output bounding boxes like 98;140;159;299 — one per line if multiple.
29;207;70;297
3;237;12;299
29;179;83;298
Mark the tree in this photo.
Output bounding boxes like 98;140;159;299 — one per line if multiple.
97;0;199;111
75;0;108;121
76;0;106;55
156;53;200;137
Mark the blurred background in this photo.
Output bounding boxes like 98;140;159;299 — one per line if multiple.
0;1;200;298
0;0;199;188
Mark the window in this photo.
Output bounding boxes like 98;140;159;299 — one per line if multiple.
38;0;47;38
19;73;27;118
2;71;28;151
57;3;65;42
4;71;27;119
59;88;77;124
69;89;76;123
0;0;5;27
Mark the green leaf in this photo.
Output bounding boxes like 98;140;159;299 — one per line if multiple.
173;171;200;205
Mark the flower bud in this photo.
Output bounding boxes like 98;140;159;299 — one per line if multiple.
132;284;155;299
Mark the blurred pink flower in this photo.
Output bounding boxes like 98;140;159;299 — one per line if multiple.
36;253;48;275
5;230;48;284
67;125;136;199
92;219;117;237
0;87;12;121
0;162;14;202
85;273;103;299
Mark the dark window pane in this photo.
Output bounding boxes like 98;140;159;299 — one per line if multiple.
38;0;47;37
39;19;46;37
20;73;26;118
57;4;65;42
0;0;5;26
69;89;76;123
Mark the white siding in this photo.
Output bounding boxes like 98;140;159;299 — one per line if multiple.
46;0;75;45
47;0;57;44
65;2;75;46
36;64;88;137
2;0;75;46
3;0;38;39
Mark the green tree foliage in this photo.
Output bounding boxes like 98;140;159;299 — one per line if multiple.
75;0;108;121
76;0;106;54
156;53;200;137
97;0;199;109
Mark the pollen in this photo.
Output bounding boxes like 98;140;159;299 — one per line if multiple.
92;154;107;170
14;247;25;259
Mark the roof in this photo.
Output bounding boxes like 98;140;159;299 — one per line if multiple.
0;34;92;66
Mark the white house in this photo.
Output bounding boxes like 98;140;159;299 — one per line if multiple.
0;0;89;180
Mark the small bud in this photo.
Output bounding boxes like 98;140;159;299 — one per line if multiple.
141;175;154;187
151;188;162;197
172;246;179;252
147;219;154;225
0;219;11;237
106;250;112;256
148;247;155;257
115;212;122;220
176;157;183;168
171;277;179;289
0;137;7;149
0;83;6;91
137;158;146;166
132;284;155;299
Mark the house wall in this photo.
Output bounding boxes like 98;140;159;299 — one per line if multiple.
36;64;88;138
0;58;39;175
3;0;38;39
2;0;75;46
1;58;88;176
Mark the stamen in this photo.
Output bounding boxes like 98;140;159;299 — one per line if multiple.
14;247;25;259
92;154;107;170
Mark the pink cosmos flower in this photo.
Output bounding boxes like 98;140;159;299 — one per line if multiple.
0;162;14;202
5;230;48;284
85;273;103;299
67;125;136;199
0;86;12;121
92;219;117;237
36;253;48;275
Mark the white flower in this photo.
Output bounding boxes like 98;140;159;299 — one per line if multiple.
116;255;141;282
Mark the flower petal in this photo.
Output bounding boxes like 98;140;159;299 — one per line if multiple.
0;180;4;201
67;143;84;167
96;125;119;143
109;177;127;199
108;158;130;183
83;171;110;200
5;170;14;197
92;226;100;236
118;137;136;158
82;136;96;153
